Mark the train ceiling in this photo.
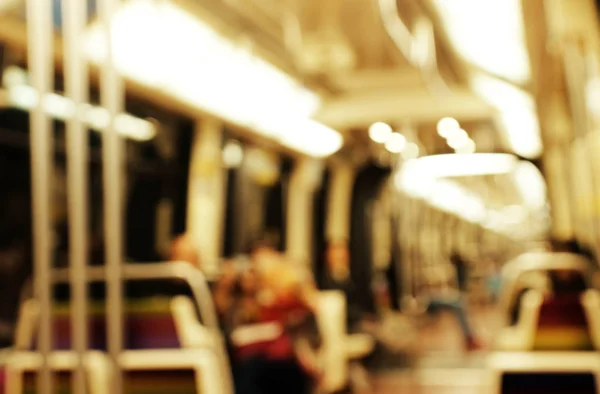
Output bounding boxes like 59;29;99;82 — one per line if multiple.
0;0;547;239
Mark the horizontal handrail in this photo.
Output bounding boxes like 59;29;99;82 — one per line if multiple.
50;261;219;330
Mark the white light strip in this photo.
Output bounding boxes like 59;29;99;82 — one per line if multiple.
471;74;542;159
3;67;156;141
512;161;547;211
432;0;530;84
83;0;342;157
394;153;539;235
405;153;517;178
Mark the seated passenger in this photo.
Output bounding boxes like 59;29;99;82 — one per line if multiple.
214;248;320;394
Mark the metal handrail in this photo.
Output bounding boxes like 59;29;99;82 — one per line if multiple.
50;261;220;331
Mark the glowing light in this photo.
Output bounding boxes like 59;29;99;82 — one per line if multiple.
446;128;470;149
83;0;342;157
401;142;420;160
223;141;244;168
437;117;460;138
384;132;406;153
369;122;393;143
405;153;516;178
432;0;530;84
455;139;476;154
3;74;156;141
472;74;542;159
512;160;547;211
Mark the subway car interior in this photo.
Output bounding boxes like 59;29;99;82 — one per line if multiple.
1;0;600;393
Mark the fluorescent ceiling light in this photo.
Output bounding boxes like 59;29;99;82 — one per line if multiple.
396;152;543;236
369;122;392;143
84;0;341;157
455;139;476;154
401;142;420;160
432;0;530;84
471;74;542;159
446;129;469;149
223;140;244;168
406;153;516;178
2;67;156;141
385;132;406;153
437;117;459;138
512;160;547;211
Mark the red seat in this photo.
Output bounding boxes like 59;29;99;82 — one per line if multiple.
534;294;593;350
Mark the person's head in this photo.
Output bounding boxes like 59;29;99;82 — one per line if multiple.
170;233;201;269
240;268;259;295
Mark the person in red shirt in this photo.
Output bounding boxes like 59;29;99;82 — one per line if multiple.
214;246;320;394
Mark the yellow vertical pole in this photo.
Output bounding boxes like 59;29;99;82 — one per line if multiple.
26;0;54;393
62;0;89;392
98;0;124;393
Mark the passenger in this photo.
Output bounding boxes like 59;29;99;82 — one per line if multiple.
214;248;320;394
486;259;502;303
425;254;482;351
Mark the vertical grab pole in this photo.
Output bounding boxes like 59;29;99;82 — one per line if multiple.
98;0;124;393
62;0;89;393
26;0;54;393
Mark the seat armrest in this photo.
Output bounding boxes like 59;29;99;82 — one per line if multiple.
495;290;542;351
581;289;600;350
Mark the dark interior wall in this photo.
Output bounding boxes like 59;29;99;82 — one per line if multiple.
349;164;391;314
222;143;293;256
222;167;238;258
172;120;193;237
313;169;330;287
388;211;401;310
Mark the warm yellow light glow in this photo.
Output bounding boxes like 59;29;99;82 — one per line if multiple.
223;141;244;168
401;142;420;160
396;152;538;235
455;139;476;154
432;0;530;84
384;132;406;153
84;0;342;157
406;153;516;178
512;161;547;211
369;122;393;143
472;74;542;159
3;67;156;141
436;117;460;138
446;129;470;149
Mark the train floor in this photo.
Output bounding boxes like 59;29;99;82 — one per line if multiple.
366;304;500;393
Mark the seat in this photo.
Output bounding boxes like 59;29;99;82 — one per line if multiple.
45;297;181;350
495;290;543;351
8;262;233;394
533;294;593;351
4;351;112;394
